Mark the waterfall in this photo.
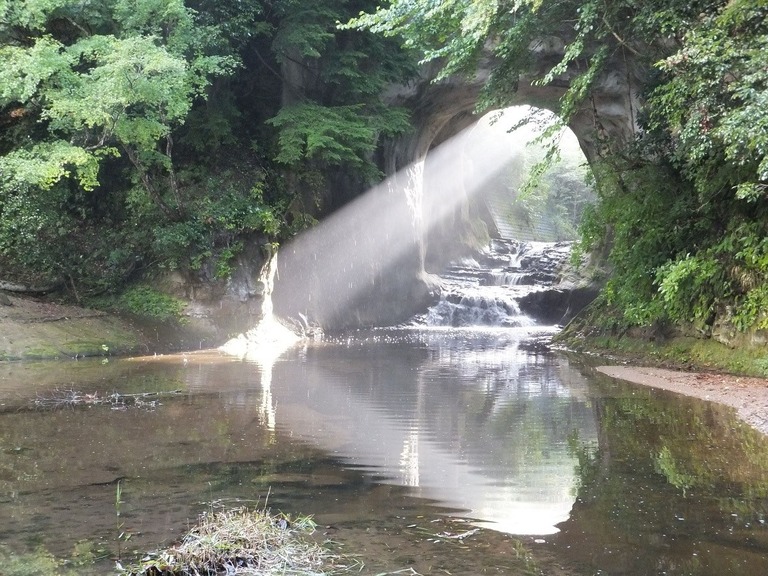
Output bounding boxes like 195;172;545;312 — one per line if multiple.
220;251;300;359
413;239;571;328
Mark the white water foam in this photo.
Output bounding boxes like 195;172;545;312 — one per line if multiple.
220;252;300;361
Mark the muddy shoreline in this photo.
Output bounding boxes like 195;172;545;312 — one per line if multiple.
597;365;768;436
0;292;143;359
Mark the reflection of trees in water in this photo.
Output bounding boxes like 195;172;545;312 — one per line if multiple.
419;353;595;472
556;376;768;575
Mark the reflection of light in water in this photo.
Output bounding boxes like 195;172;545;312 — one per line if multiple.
384;422;578;535
218;252;295;431
399;428;420;487
259;361;276;432
251;335;598;536
148;335;596;536
440;460;578;535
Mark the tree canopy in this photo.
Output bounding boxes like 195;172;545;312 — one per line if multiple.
2;0;768;338
0;0;413;298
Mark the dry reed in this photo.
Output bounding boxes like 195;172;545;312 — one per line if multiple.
119;507;340;576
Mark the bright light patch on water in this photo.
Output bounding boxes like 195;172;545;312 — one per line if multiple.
217;107;584;533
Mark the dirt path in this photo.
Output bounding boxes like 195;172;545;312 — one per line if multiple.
597;365;768;436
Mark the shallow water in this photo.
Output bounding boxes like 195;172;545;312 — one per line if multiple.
1;328;768;575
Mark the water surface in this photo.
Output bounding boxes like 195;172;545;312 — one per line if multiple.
1;329;768;575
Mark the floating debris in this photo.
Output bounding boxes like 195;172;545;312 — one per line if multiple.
33;389;183;411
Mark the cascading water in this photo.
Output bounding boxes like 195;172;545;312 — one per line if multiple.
413;239;573;328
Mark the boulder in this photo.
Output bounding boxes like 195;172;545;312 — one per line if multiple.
518;285;600;326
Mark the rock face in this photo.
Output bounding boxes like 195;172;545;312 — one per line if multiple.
380;44;641;174
342;41;638;328
485;240;599;326
195;40;635;334
518;285;600;326
270;196;438;330
155;240;273;348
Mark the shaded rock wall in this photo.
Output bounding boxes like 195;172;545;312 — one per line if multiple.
154;239;272;349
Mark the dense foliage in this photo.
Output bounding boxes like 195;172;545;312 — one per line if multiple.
348;0;768;335
500;134;593;241
581;0;768;334
0;0;413;298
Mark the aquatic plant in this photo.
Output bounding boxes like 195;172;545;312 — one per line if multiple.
115;480;129;563
118;507;343;576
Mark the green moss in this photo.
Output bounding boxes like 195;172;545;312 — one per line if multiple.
560;332;768;377
59;341;112;356
22;346;63;360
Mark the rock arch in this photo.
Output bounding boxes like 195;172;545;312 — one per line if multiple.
381;44;643;172
367;44;643;275
207;47;644;334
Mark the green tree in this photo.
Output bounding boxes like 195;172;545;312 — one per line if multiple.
642;1;768;331
265;0;413;213
0;0;238;294
0;0;418;299
344;0;710;117
0;0;236;216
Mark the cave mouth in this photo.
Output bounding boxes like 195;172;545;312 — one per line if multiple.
270;105;594;331
420;105;595;274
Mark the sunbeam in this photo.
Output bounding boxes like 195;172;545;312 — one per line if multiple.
271;108;557;329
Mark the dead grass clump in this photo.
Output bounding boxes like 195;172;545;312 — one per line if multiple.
119;507;339;576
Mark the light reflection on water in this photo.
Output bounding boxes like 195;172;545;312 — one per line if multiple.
2;329;768;575
260;327;595;535
201;325;593;536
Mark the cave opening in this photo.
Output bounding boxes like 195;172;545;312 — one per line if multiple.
419;105;595;274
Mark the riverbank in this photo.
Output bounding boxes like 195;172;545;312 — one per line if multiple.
596;365;768;436
0;292;144;360
555;321;768;435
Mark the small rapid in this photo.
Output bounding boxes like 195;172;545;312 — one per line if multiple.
413;239;573;328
